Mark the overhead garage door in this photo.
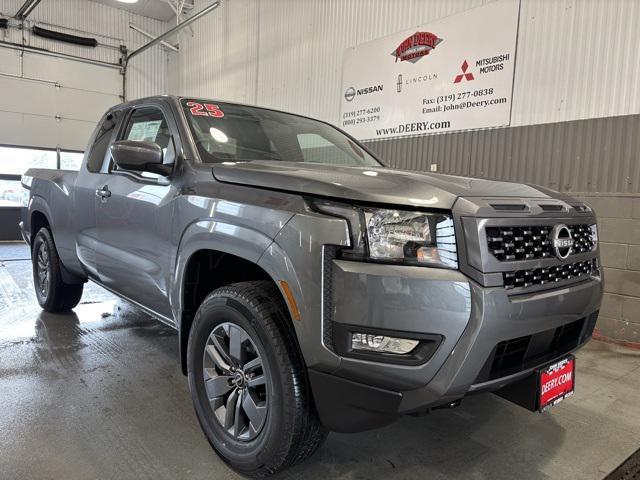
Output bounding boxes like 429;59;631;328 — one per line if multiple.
0;46;122;151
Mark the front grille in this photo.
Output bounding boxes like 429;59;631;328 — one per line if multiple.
478;317;587;382
486;224;595;261
503;258;597;290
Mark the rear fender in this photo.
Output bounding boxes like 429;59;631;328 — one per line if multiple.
29;198;84;285
28;194;54;242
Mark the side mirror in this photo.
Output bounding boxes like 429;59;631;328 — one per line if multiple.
110;140;172;176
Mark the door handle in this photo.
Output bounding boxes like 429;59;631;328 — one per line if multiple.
95;185;111;202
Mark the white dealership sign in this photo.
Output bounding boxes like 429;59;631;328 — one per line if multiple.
340;0;519;140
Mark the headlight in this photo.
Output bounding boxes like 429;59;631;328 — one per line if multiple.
365;208;457;268
312;201;458;269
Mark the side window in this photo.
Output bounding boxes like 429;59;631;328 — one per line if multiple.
122;107;175;165
87;110;121;172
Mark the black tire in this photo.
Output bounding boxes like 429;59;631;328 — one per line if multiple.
32;227;83;312
187;281;327;477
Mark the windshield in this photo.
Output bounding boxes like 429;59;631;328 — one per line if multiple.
181;99;382;167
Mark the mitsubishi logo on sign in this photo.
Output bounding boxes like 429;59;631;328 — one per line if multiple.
454;60;475;83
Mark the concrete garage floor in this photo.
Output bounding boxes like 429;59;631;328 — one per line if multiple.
1;242;639;480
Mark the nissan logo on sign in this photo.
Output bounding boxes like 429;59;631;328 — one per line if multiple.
551;224;574;260
344;87;356;102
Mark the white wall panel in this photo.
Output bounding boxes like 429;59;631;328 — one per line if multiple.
126;46;168;101
0;110;96;151
0;0;168;100
168;0;260;104
0;52;120;150
0;0;170;149
0;48;20;75
170;0;640;128
22;54;121;95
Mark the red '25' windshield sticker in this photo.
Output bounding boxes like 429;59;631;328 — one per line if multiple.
187;101;224;118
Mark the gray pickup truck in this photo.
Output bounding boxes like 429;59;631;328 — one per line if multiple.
21;95;602;477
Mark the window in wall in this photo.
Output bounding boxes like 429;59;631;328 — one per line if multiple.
0;147;57;175
0;180;23;207
0;146;58;208
0;147;85;207
60;151;84;171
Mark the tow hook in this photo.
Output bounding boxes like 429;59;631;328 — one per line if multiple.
408;399;462;417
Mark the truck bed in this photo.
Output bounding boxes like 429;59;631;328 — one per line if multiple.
21;168;81;275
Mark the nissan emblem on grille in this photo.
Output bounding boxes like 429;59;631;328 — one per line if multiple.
551;224;573;260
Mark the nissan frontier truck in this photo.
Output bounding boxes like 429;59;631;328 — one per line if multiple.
21;95;601;477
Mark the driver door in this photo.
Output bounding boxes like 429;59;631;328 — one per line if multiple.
94;104;179;322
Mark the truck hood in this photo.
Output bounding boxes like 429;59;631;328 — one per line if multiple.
211;161;559;209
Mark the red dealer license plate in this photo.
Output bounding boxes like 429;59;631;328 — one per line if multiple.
538;356;575;412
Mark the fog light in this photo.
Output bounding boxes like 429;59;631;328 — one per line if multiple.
351;333;419;354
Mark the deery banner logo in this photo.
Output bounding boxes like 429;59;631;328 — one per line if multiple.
391;31;443;63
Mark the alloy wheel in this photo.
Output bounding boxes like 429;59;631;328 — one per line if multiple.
36;242;50;297
202;322;269;441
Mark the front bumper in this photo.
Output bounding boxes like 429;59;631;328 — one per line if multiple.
309;259;602;432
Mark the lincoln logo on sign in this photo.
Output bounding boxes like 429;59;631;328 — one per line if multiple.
453;60;475;83
391;31;443;63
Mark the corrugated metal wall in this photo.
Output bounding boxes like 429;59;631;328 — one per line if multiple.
0;0;168;99
167;0;261;105
170;0;640;128
513;0;640;126
365;113;640;194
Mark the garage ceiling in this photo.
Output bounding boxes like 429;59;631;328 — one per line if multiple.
88;0;181;22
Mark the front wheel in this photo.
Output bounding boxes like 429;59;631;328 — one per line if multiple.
32;227;83;312
187;281;327;477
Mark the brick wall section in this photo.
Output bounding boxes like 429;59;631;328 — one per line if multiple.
572;193;640;345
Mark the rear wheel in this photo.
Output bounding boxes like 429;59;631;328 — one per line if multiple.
32;227;83;312
187;281;327;477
